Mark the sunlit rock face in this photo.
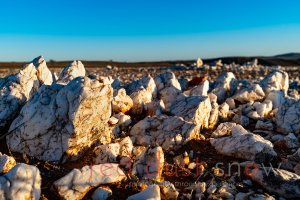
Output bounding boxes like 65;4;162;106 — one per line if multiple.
210;123;277;162
7;76;113;162
130;115;200;150
53;163;126;200
260;70;289;95
125;75;157;114
0;163;41;200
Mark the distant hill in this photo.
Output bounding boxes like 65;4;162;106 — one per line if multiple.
0;53;299;69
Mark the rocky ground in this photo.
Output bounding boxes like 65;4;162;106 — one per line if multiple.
0;56;300;200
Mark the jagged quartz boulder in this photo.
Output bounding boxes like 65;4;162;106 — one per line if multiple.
130;115;200;150
170;95;212;129
7;76;113;162
112;88;133;113
210;123;277;162
260;70;289;95
232;84;265;103
57;60;86;84
125;75;157;114
211;72;237;103
276;98;300;134
0;63;39;132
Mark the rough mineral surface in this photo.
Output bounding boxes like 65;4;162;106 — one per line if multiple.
53;164;126;200
0;63;39;132
211;72;237;103
249;167;300;198
112;88;133;113
125;75;157;114
7;76;113;162
132;146;164;181
0;163;41;200
276;98;300;134
93;136;133;164
154;72;181;111
130;115;200;150
232;84;265;103
127;185;161;200
210;123;277;161
185;80;209;96
260;70;289;95
57;60;86;84
0;153;16;174
32;56;53;85
170;95;212;129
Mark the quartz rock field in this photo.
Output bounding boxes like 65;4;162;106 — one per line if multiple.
0;56;300;200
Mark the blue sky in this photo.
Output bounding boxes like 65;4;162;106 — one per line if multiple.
0;0;300;61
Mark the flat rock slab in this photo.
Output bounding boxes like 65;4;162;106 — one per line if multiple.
53;163;126;200
7;76;113;162
0;163;41;200
130;115;200;150
249;167;300;198
210;123;277;162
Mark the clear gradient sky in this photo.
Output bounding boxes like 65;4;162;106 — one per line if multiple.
0;0;300;61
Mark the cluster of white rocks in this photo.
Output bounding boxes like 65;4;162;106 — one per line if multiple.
0;56;299;199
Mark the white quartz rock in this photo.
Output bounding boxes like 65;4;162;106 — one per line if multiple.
260;70;289;95
53;163;126;200
154;72;181;92
253;100;273;118
0;63;39;131
125;75;157;114
211;72;237;103
249;167;300;198
127;185;161;200
210;123;277;161
219;102;230;119
0;153;16;174
0;163;41;200
93;137;133;164
130;115;200;150
132;146;164;181
154;72;181;111
92;187;112;200
112;88;133;113
276;98;300;134
232;84;265;103
211;122;237;138
185;80;209;96
265;90;285;109
32;56;53;85
57;60;86;84
170;95;212;129
7;76;113;162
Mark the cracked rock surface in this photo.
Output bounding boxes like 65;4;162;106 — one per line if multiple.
7;76;113;162
130;115;200;150
210;123;277;161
